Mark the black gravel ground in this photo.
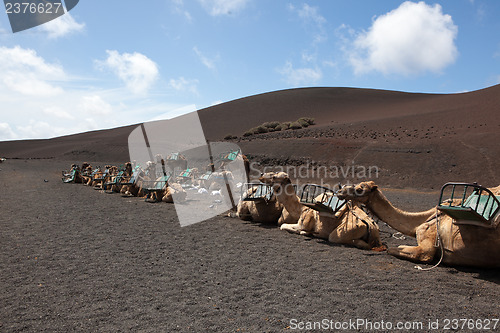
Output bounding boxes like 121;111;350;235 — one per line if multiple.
1;159;499;332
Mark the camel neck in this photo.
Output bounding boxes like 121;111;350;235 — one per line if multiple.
367;189;436;237
276;183;304;220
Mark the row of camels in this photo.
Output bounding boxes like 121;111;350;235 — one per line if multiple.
63;155;500;268
62;151;250;203
240;172;500;268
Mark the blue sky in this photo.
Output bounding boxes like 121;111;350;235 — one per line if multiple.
0;0;499;140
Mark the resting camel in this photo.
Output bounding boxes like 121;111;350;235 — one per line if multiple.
259;172;383;250
121;167;146;197
337;181;500;267
218;153;251;183
108;162;133;193
62;164;84;183
165;153;188;174
235;184;283;224
162;183;187;203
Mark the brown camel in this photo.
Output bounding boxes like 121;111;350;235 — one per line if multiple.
121;166;147;197
217;151;251;183
162;183;187;203
235;184;283;224
62;164;84;183
165;153;188;174
338;181;500;267
108;162;133;193
259;172;383;250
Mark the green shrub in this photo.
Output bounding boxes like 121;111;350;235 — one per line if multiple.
289;121;302;130
298;117;315;125
277;122;291;131
297;118;310;127
242;117;313;136
262;121;280;129
256;125;268;133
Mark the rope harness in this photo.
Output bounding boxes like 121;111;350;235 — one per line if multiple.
415;210;444;271
346;201;371;242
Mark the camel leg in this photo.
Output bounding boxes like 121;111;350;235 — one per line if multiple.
328;223;371;250
387;221;438;263
280;223;303;235
236;203;252;221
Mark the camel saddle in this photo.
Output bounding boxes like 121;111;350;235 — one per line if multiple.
438;182;500;229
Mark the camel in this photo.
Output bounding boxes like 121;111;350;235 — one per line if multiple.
107;162;133;193
337;181;500;267
217;151;251;183
62;164;84;183
259;172;383;250
235;184;283;224
162;183;187;203
165;153;188;175
82;166;100;186
93;165;118;189
121;166;148;197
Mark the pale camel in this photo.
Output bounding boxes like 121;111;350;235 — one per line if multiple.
235;185;283;224
259;172;383;250
165;153;188;174
337;181;500;267
218;152;251;183
162;183;187;203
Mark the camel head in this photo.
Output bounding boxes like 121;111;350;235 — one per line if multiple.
125;162;132;174
259;172;291;193
337;181;378;204
109;165;118;175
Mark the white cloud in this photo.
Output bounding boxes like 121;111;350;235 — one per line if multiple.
347;1;458;76
172;0;193;22
302;51;316;63
3;72;64;96
43;106;74;120
169;77;199;95
293;3;326;26
193;46;218;70
278;61;322;86
97;50;159;95
0;45;66;96
78;95;113;116
0;123;17;140
39;13;85;39
289;3;327;43
0;47;197;141
198;0;249;16
17;120;63;139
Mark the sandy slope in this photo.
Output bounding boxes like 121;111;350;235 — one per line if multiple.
1;85;498;190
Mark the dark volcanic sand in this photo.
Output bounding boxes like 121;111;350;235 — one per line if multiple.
1;159;499;332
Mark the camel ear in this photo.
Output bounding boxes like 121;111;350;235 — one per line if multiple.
367;181;377;190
